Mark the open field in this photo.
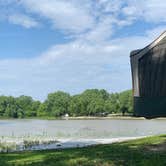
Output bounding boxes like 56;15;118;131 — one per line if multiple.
0;135;166;166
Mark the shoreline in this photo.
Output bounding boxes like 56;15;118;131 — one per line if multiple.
67;116;145;120
0;116;149;120
0;136;147;152
1;116;166;120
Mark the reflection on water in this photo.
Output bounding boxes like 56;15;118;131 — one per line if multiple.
0;119;166;139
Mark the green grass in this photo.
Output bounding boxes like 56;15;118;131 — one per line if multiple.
0;135;166;166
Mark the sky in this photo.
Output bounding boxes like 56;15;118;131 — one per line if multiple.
0;0;166;101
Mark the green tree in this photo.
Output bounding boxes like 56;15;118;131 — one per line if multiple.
45;91;70;117
104;93;120;114
118;90;133;115
0;96;8;116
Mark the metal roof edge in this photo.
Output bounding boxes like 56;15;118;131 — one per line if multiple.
130;30;166;58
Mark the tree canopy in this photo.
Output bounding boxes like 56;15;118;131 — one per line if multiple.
0;89;133;118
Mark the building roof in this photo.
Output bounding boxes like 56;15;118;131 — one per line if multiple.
130;31;166;58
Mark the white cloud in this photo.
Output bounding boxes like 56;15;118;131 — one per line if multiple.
2;0;166;32
8;13;39;28
143;0;166;23
18;0;136;35
122;6;140;17
79;17;114;42
21;0;95;33
123;0;166;23
98;0;124;13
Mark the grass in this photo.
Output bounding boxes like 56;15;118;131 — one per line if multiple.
0;135;166;166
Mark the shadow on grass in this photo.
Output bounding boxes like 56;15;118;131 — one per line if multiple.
0;135;166;166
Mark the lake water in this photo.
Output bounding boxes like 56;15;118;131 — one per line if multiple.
0;119;166;139
0;119;166;151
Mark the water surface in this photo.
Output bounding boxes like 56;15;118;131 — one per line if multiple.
0;119;165;139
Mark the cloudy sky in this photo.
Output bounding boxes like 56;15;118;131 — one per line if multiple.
0;0;166;100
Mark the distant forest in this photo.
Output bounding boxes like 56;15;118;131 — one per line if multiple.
0;89;133;118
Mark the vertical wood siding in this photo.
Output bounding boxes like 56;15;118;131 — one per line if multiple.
138;43;166;97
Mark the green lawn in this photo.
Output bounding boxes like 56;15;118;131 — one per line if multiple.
0;135;166;166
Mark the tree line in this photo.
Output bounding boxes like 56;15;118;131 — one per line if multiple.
0;89;133;118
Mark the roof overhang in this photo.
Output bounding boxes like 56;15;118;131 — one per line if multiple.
130;31;166;59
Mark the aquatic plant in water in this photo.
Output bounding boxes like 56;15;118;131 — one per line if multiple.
0;136;59;153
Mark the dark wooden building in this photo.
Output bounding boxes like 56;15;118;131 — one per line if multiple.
130;31;166;118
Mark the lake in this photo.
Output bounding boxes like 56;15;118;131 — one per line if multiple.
0;119;166;139
0;118;166;152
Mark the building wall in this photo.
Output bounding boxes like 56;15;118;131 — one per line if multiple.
130;40;166;118
138;43;166;97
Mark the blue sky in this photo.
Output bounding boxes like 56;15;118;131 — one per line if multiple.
0;0;166;101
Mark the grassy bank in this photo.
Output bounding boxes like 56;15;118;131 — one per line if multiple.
0;135;166;166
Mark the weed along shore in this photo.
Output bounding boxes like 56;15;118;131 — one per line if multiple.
0;136;145;153
0;137;59;152
0;135;165;166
